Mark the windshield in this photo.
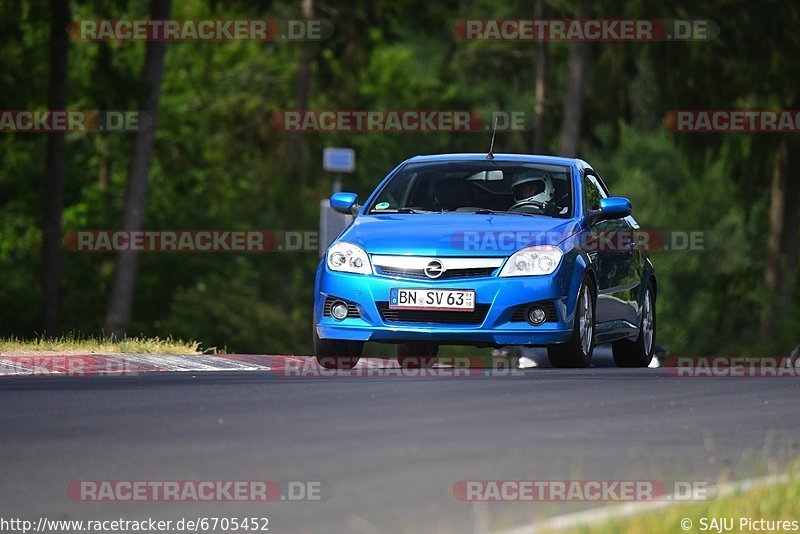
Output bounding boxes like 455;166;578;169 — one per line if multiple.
367;161;573;218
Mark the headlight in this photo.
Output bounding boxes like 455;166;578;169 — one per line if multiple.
499;245;562;277
327;242;372;275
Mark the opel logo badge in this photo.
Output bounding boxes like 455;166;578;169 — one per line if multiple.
424;259;445;279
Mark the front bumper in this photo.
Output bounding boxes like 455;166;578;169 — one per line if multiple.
315;266;577;346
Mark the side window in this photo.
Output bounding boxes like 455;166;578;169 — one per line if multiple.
583;171;607;211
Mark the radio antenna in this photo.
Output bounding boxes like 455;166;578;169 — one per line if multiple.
486;117;497;160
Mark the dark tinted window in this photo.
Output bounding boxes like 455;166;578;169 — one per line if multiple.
583;172;607;211
368;161;573;218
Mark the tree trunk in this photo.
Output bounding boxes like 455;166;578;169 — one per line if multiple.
41;0;70;337
291;0;314;168
760;139;800;341
105;0;172;337
558;3;589;158
532;0;547;153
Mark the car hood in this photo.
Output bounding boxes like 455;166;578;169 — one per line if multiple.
338;213;581;257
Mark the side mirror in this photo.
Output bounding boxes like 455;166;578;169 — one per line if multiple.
587;197;632;225
330;192;359;215
600;197;632;219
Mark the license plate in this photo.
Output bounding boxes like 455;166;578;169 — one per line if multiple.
389;288;475;311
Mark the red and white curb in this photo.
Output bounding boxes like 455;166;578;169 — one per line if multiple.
0;354;392;378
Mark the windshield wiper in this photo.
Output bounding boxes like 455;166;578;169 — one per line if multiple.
371;207;425;214
472;209;536;217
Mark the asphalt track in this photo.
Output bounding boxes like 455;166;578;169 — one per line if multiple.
1;349;799;534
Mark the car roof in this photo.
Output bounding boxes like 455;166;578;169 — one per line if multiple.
404;153;586;168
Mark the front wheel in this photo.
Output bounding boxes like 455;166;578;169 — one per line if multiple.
612;281;656;367
313;314;363;369
547;277;595;368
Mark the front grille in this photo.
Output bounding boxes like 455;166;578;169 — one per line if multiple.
509;301;558;323
377;266;497;279
377;302;490;324
323;296;361;318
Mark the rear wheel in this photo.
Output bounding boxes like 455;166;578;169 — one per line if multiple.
612;281;656;368
547;277;595;368
396;342;439;368
313;313;363;369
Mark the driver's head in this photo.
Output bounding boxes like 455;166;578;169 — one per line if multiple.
512;171;555;204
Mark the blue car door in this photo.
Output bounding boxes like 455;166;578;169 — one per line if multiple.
583;170;640;341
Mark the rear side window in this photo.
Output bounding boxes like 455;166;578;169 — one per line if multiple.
583;172;607;211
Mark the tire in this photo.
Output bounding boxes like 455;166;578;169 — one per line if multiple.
612;281;656;368
547;277;595;368
396;342;439;369
313;312;363;369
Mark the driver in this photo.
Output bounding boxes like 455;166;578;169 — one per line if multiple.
511;171;555;205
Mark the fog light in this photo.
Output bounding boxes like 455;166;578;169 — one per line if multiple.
527;306;546;325
331;301;349;321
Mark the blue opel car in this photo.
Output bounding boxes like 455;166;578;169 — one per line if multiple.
314;154;657;369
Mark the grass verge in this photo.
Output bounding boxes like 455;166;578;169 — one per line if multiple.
0;335;205;355
574;475;799;534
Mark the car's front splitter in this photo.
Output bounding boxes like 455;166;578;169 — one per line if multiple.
316;321;573;346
